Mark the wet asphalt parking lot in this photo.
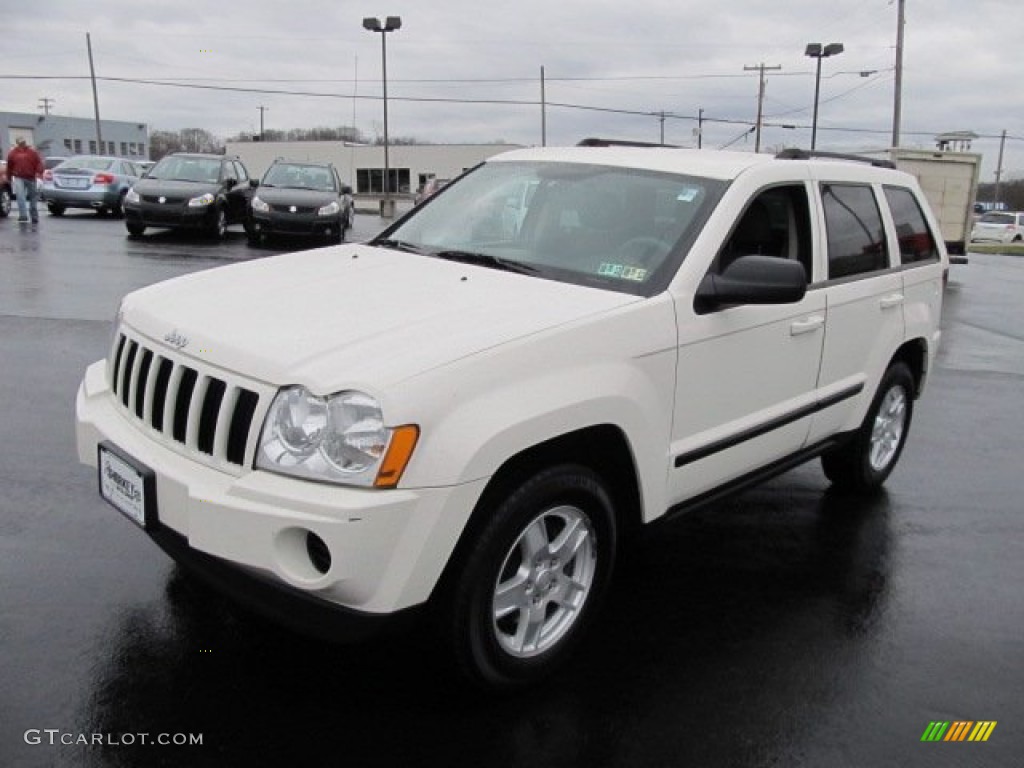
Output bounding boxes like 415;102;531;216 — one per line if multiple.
0;210;1021;768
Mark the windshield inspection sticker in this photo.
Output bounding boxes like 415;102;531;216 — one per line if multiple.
676;186;700;202
598;263;648;282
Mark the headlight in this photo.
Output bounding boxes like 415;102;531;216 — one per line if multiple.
125;188;140;204
188;192;215;207
257;386;418;488
251;195;270;213
318;200;340;216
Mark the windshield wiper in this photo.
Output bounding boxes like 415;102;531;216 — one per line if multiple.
431;250;537;274
373;238;429;255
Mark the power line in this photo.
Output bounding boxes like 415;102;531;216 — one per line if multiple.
0;73;1019;145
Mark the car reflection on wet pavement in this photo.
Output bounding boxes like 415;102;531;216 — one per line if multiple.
1;214;1020;767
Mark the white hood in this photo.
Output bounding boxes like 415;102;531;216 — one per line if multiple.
122;244;639;393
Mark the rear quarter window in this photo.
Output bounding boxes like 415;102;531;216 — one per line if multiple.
883;186;939;264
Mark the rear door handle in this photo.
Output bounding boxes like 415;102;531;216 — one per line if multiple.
790;315;825;336
880;293;905;309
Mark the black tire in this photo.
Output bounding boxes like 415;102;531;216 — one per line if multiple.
0;187;10;218
126;221;146;237
110;191;127;219
442;464;617;690
48;203;66;217
246;231;264;247
209;205;227;239
821;362;915;492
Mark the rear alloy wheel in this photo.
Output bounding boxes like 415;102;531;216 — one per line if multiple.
48;203;66;217
0;187;11;217
822;362;914;492
444;464;617;690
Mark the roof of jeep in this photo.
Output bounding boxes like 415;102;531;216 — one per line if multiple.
488;146;781;181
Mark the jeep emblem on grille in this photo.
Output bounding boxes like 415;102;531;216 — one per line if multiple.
163;330;189;349
289;205;297;213
158;196;166;204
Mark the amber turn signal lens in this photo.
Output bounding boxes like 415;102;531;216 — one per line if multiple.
374;425;420;488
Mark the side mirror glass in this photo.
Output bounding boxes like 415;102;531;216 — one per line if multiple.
695;255;807;314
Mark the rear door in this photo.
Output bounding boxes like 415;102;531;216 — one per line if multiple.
807;182;904;443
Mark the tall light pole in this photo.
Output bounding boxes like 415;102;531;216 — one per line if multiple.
363;15;402;218
805;42;844;150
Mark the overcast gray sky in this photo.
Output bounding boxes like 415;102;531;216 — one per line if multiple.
4;0;1021;181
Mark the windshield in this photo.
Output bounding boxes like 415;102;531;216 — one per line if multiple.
262;163;337;191
147;156;222;183
376;161;725;295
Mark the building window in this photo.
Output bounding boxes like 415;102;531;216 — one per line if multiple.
120;142;128;156
356;167;411;195
64;139;72;151
73;139;82;154
89;140;97;154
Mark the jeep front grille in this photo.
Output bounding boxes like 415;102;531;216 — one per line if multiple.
109;331;263;470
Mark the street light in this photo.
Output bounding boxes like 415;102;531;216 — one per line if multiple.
363;15;402;218
805;42;844;151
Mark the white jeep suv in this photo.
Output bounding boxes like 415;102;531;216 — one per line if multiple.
76;144;946;688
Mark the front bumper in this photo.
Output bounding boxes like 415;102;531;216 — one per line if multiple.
76;359;485;618
124;202;217;230
248;211;344;238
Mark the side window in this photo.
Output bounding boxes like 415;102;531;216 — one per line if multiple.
821;184;889;279
233;161;248;183
883;186;939;264
715;184;813;280
222;162;238;183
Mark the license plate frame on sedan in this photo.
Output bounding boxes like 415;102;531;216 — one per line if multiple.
98;441;156;529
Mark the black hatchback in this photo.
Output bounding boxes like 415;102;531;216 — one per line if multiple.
245;160;354;245
123;153;253;238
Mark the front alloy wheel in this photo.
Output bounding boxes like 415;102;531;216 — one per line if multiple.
0;187;10;217
444;464;617;689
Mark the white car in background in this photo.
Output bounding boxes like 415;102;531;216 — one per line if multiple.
970;211;1024;244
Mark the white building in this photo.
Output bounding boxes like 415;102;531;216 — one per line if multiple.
225;140;523;199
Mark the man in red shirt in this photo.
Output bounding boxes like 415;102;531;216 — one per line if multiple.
6;137;44;223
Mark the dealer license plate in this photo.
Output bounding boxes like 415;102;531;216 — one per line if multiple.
57;177;90;189
98;442;155;529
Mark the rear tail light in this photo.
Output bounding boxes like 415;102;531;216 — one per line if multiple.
43;170;53;181
93;172;115;185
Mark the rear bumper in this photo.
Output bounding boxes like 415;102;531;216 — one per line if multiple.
41;186;122;208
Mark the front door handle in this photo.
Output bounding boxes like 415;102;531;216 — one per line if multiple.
790;315;825;336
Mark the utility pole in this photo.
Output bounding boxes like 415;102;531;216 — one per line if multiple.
658;111;665;144
540;65;547;147
257;106;268;140
697;107;704;149
86;33;103;153
994;129;1007;206
892;0;905;147
744;63;781;153
38;97;55;116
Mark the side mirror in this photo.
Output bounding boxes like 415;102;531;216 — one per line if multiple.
695;255;807;314
249;178;259;189
341;184;353;195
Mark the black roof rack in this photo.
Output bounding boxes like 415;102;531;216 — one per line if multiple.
577;137;679;148
775;148;896;169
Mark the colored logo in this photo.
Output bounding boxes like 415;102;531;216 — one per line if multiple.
921;721;997;742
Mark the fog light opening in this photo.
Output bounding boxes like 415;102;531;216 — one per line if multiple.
305;531;332;575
